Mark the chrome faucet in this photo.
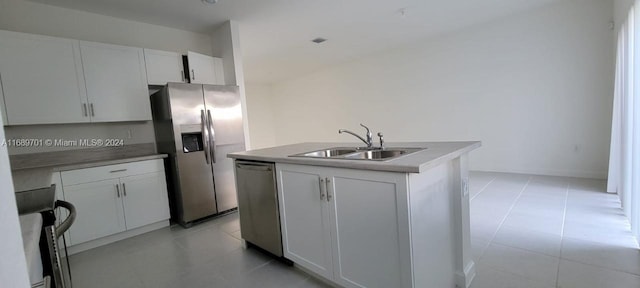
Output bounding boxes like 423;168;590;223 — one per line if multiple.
339;123;373;148
377;132;384;149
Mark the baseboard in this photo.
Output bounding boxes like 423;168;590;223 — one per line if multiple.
471;168;607;180
292;264;339;288
66;220;169;255
455;260;476;288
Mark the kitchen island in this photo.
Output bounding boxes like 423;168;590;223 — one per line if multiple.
229;141;480;288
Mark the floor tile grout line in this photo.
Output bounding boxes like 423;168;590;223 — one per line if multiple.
470;176;497;201
555;181;570;287
487;241;559;258
559;258;640;279
479;176;564;286
488;176;532;244
478;176;532;262
480;263;558;288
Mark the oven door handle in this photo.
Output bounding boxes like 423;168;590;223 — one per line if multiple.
54;200;76;239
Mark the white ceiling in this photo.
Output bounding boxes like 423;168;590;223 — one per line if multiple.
29;0;560;84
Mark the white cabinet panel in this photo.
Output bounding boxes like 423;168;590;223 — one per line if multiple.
61;159;164;186
0;30;88;125
63;179;126;245
277;163;412;288
144;49;184;85
80;41;151;122
60;159;169;247
187;51;217;85
329;172;408;288
277;166;334;280
120;172;170;230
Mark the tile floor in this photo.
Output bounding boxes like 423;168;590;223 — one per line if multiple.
68;172;640;288
469;172;640;288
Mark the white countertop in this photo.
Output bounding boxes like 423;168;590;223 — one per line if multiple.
228;141;481;173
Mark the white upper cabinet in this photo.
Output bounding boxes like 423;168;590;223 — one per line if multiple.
0;30;89;125
80;41;151;122
187;51;224;85
144;49;184;85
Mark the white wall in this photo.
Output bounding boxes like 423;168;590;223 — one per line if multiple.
245;84;277;149
615;0;634;32
212;21;252;149
256;0;614;178
0;122;30;287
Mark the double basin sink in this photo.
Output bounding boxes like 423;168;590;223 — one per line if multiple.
291;147;425;161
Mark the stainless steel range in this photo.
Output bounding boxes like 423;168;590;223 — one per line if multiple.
15;185;76;288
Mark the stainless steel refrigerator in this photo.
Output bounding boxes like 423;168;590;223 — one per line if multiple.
151;83;245;226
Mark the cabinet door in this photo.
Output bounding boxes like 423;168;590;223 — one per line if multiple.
80;41;151;122
277;164;334;280
0;30;88;125
328;169;411;288
120;172;170;230
63;179;125;245
144;48;184;85
187;51;217;85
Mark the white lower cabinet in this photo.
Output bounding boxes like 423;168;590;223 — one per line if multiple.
63;179;126;245
60;159;169;246
120;172;170;230
276;163;412;288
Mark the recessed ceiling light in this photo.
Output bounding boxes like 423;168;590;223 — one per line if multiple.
202;0;218;4
312;38;327;44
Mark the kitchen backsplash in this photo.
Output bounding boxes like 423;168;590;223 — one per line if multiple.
3;121;156;155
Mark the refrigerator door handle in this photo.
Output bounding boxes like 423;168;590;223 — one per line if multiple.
207;109;216;163
201;110;210;164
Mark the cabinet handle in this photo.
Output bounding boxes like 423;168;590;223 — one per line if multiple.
115;184;120;198
90;103;95;117
191;69;195;81
326;178;332;202
319;177;325;200
109;169;127;173
82;103;88;117
122;183;127;197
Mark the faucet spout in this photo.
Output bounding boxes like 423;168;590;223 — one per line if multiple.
338;123;374;148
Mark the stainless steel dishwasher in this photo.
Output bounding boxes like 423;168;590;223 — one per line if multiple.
234;160;283;257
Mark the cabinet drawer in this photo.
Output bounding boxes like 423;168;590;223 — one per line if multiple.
61;159;164;186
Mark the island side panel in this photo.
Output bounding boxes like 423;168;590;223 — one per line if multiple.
327;169;412;288
408;160;457;288
453;154;475;287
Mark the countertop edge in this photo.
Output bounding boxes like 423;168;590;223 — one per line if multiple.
12;154;169;172
229;142;481;174
52;154;169;172
416;142;482;173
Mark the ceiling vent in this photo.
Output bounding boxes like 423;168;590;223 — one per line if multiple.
311;38;327;44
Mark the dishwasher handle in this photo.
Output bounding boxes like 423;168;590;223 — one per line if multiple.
236;162;273;172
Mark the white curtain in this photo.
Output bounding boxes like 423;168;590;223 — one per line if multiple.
608;4;640;239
